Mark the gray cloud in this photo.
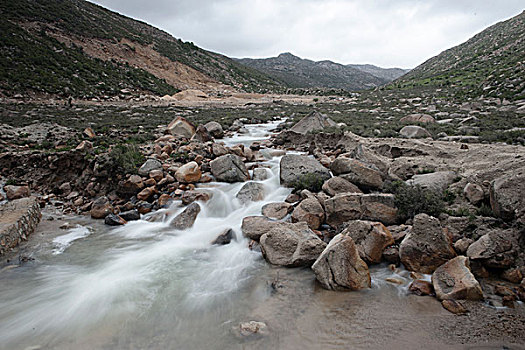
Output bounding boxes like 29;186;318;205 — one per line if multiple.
91;0;524;68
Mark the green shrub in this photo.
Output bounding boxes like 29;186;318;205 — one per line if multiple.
291;173;325;193
383;180;445;221
109;144;144;174
476;203;495;217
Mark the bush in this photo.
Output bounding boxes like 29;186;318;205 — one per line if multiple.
109;144;144;175
291;173;325;193
383;180;445;221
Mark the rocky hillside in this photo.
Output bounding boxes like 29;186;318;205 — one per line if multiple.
348;64;409;82
0;0;283;99
236;53;405;91
393;10;525;100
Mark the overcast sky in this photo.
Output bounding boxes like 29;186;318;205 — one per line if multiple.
91;0;523;69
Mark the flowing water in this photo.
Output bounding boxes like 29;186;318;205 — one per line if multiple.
1;120;524;350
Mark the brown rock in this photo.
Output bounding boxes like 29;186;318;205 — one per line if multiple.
175;161;202;183
137;187;155;201
400;113;435;124
170;202;201;230
4;185;30;200
158;194;173;207
241;216;273;241
432;256;483;301
342;220;394;264
181;191;211;205
409;280;435;296
441;300;468;314
90;196;113;219
291;197;325;230
83;127;95;138
261;202;292;220
466;229;517;269
330;158;384;191
322;176;362;197
167;116;195;138
463;183;484;205
501;268;523;284
325;193;398;227
149;169;164;182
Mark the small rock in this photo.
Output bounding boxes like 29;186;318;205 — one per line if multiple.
291;197;325;230
253;168;269;181
211;228;234;245
322;176;362;196
463;183;484;205
4;185;30;200
441;300;468;314
90;196;113;219
238;321;268;337
119;210;140;221
175;161;202;183
170;202;201;230
399;125;432;139
104;214;127;226
138;159;162;177
409;280;435;296
204;121;224;139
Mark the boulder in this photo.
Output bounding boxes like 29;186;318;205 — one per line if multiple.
261;202;292;220
399;214;456;274
83;127;96;138
490;170;525;223
342;220;394;264
181;190;211;205
175;161;202;183
406;171;457;193
348;144;390;175
312;234;371;291
204;121;224;139
167;116;195;138
330;157;384;191
149;169;164;182
399;125;432;139
211;143;229;157
322;176;362;197
136;187;155;201
252;168;270;181
90;196;113;219
400;113;435;124
104;214;127;226
210;154;250;183
117;175;144;197
289;111;337;134
241;216;272;241
4;185;30;200
325;193;398;227
119;210;140;221
211;228;234;245
138;159;162;177
466;229;517;269
432;256;483;301
463;183;484;205
441;300;468;314
279;154;330;188
236;182;265;204
259;221;326;267
191;125;213;142
170;203;201;230
409;280;435;296
291;197;325;230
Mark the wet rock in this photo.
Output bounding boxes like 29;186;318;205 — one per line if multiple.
104;214;127;226
158;194;173;207
241;216;271;241
289;111;337;134
463;183;484;205
399;125;432;138
167;116;195;138
210;154;250;183
432;256;483;301
312;234;371;291
466;229;517;269
175;161;202;183
137;187;155;201
90;196;113;219
253;168;269;181
330;158;384;190
409;280;435;296
138;159;162;177
261;202;292;220
382;245;400;264
325;193;398;227
441;300;468;314
490;170;525;223
399;214;456;274
279;154;330;188
238;321;268;337
236;182;265;204
230;119;244;131
136;201;153;214
260;221;327;267
4;185;30;200
322;176;362;197
285;193;301;203
406;171;457;193
170;202;201;230
342;220;394;264
119;210;140;221
204;121;224;139
400;113;435;124
211;228;234;245
181;190;211;205
386;277;404;285
291;197;325;230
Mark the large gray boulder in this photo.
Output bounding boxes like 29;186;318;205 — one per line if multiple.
261;202;292;220
170;203;201;230
490;170;525;224
342;220;394;264
312;234;371;291
241;216;273;241
432;256;483;301
399;214;456;274
279;154;331;188
291;197;325;230
204;121;224;139
324;193;397;227
406;171;457;193
330;157;384;191
399;125;432;139
260;221;326;267
236;182;265;204
210;154;250;183
167;116;195;138
322;176;362;197
289;111;337;134
138;159;162;177
466;229;518;269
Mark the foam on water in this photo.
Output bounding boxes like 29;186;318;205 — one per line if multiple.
52;225;91;255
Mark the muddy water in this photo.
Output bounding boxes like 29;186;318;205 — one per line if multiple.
1;120;524;350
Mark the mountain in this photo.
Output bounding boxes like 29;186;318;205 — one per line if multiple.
347;64;409;82
392;10;525;100
0;0;283;98
236;53;406;91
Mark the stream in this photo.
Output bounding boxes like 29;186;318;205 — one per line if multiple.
1;119;524;350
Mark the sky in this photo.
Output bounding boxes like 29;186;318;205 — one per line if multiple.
91;0;524;69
